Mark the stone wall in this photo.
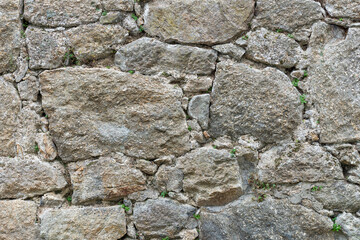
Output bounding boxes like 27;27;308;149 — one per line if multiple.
1;0;360;239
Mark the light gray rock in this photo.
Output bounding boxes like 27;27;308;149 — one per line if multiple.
36;133;57;161
40;68;190;161
155;165;183;193
188;94;210;130
258;142;344;183
115;37;217;75
0;78;21;157
324;0;360;19
308;28;360;143
101;0;133;11
179;229;199;240
123;15;140;35
143;0;254;45
246;28;304;68
99;11;127;24
336;212;360;239
68;155;146;204
200;196;334;240
177;147;243;206
182;75;213;93
252;0;324;32
212;43;246;61
0;156;67;199
40;206;126;240
210;61;303;143
26;26;67;70
0;200;38;240
133;198;196;238
17;74;40;101
128;188;159;202
136;159;158;175
333;144;360;185
24;0;101;27
0;0;21;74
67;23;128;62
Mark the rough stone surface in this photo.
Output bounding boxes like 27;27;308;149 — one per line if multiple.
101;0;133;11
177;147;243;206
212;43;246;61
188;94;210;130
36;133;57;161
324;0;360;19
154;165;183;193
40;206;126;240
24;0;101;27
17;74;40;101
135;159;158;175
67;23;128;62
68;155;146;204
133;198;196;238
200;196;334;240
246;28;303;68
252;0;324;32
40;68;190;161
0;200;38;240
210;61;303;143
115;37;217;75
336;212;360;239
0;156;67;199
143;0;255;45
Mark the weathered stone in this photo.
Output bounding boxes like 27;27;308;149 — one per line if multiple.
0;78;21;157
179;229;198;240
101;0;133;11
136;159;158;175
200;197;334;240
333;144;360;185
177;147;243;206
40;192;66;207
40;206;126;240
336;212;360;239
0;200;38;240
26;26;67;70
246;28;304;68
308;28;360;143
122;14;140;35
212;43;246;61
0;0;21;74
17;74;39;101
24;0;101;27
68;155;146;204
0;156;67;199
182;75;213;93
143;0;254;45
210;61;302;143
99;11;126;24
128;188;159;202
188;94;210;130
155;165;183;193
133;198;196;238
252;0;324;32
40;68;190;161
67;23;128;62
36;133;57;161
115;37;217;75
324;0;360;19
258;143;344;183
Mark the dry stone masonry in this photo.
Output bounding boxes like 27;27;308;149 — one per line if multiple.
1;0;360;239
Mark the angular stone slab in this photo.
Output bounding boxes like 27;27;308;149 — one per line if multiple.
40;68;190;161
143;0;255;45
324;0;360;19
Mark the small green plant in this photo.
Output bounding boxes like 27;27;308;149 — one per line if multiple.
287;34;294;38
193;214;200;220
212;145;217;149
34;143;39;153
241;35;249;40
138;25;144;32
188;126;192;131
300;94;307;104
292;78;299;87
332;218;341;232
257;194;266;202
276;29;283;33
106;66;110;69
131;13;138;21
230;148;236;157
303;70;308;77
160;191;168;198
317;120;320;124
339;18;343;21
128;70;135;74
162;237;170;240
45;114;48;119
20;30;26;38
66;196;72;203
119;203;130;211
102;10;108;16
311;186;323;192
207;86;212;93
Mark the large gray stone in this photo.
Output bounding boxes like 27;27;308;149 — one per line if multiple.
0;200;38;240
324;0;360;19
40;68;190;161
200;196;334;240
143;0;255;45
251;0;324;32
24;0;101;27
0;78;21;157
40;206;126;240
0;0;21;74
188;94;210;130
177;147;243;206
258;142;344;183
133;198;196;238
308;28;360;143
68;154;146;204
0;156;67;199
210;61;303;143
336;212;360;240
115;37;217;75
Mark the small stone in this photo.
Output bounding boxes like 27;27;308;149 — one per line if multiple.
100;11;127;24
17;74;39;101
127;188;159;202
40;192;66;207
122;15;140;35
154;155;175;166
155;165;183;193
40;206;126;239
183;75;213;93
36;133;58;161
188;94;210;130
136;159;158;175
238;135;264;150
290;70;305;79
336;212;360;239
179;229;199;240
212;43;246;61
203;131;211;139
213;136;233;149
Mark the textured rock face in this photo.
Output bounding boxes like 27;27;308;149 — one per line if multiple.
40;68;190;161
115;37;217;75
133;198;196;238
68;155;146;204
143;0;255;45
336;212;360;239
200;197;334;240
308;28;360;143
177;147;243;206
101;0;133;11
24;0;101;27
324;0;360;19
40;206;126;240
0;78;21;157
0;200;38;240
210;61;303;143
188;94;210;130
0;0;21;74
0;156;67;199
